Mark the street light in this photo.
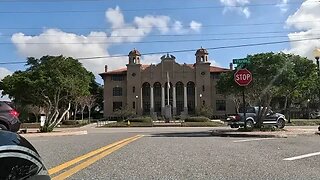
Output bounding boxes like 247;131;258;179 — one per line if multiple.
199;94;203;106
307;99;310;119
314;49;320;130
313;48;320;74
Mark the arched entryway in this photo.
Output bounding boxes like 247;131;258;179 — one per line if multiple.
142;82;150;115
176;82;184;115
153;82;162;115
187;81;195;114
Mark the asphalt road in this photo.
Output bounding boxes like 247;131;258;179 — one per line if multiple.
25;127;320;180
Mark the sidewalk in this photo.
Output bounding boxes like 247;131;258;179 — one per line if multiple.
211;126;319;138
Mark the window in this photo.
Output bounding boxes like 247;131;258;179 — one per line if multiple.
111;75;124;81
202;85;205;92
133;86;135;93
211;73;220;79
216;100;226;111
133;101;136;109
113;87;122;96
113;102;122;112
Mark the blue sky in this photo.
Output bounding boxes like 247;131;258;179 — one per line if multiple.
0;0;319;85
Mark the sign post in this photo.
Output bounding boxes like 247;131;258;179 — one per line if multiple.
234;69;252;122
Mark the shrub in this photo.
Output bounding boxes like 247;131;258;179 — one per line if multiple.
126;117;152;123
62;120;80;125
114;106;136;121
184;116;210;122
196;105;214;118
182;121;225;127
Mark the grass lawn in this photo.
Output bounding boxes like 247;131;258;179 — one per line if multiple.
287;119;320;126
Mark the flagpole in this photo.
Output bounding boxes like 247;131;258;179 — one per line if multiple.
167;72;170;106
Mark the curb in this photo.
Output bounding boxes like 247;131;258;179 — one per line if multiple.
20;130;88;138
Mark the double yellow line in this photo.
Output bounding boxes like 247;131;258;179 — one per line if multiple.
49;135;143;180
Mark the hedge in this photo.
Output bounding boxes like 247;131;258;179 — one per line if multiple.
181;121;225;127
184;116;210;122
126;117;152;123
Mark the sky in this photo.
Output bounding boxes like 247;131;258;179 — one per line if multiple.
0;0;320;100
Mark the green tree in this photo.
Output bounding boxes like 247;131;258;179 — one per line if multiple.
0;56;93;132
216;52;317;128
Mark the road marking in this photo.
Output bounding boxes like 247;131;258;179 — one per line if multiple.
52;135;143;180
48;135;142;175
233;138;275;143
283;152;320;161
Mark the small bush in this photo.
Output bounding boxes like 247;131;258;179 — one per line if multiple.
184;116;210;122
182;121;225;127
126;117;152;123
62;120;80;125
102;121;153;127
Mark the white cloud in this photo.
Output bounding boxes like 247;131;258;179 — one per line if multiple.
220;0;251;18
190;21;202;32
12;29;109;75
276;0;289;13
0;67;11;80
0;67;12;101
285;0;320;60
11;6;203;75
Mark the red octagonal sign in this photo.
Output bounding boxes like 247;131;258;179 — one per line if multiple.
234;69;252;86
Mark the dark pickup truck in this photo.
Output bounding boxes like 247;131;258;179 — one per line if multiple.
226;107;286;130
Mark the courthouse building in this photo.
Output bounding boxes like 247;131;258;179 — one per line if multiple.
100;48;236;118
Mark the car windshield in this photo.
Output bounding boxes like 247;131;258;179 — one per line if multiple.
0;1;320;179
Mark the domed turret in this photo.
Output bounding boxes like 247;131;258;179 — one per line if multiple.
128;48;141;64
195;47;209;63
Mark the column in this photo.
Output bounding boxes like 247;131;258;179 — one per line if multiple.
173;86;176;115
161;86;165;115
140;88;143;110
150;86;154;113
194;87;197;108
184;86;188;114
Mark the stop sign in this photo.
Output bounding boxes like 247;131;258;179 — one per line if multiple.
234;69;252;86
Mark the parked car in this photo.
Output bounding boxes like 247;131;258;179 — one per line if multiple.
309;110;320;119
226;106;286;130
0;101;21;132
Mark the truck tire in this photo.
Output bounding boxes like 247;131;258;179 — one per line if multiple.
244;120;254;131
277;119;285;129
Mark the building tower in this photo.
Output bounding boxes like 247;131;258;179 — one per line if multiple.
128;48;141;64
195;47;209;63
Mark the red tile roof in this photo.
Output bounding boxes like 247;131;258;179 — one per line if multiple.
100;64;230;76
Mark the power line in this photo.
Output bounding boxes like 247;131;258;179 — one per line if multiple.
3;29;319;38
0;2;315;13
2;34;319;45
1;37;319;65
1;20;319;30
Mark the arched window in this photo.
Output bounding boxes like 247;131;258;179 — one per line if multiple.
176;82;184;115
